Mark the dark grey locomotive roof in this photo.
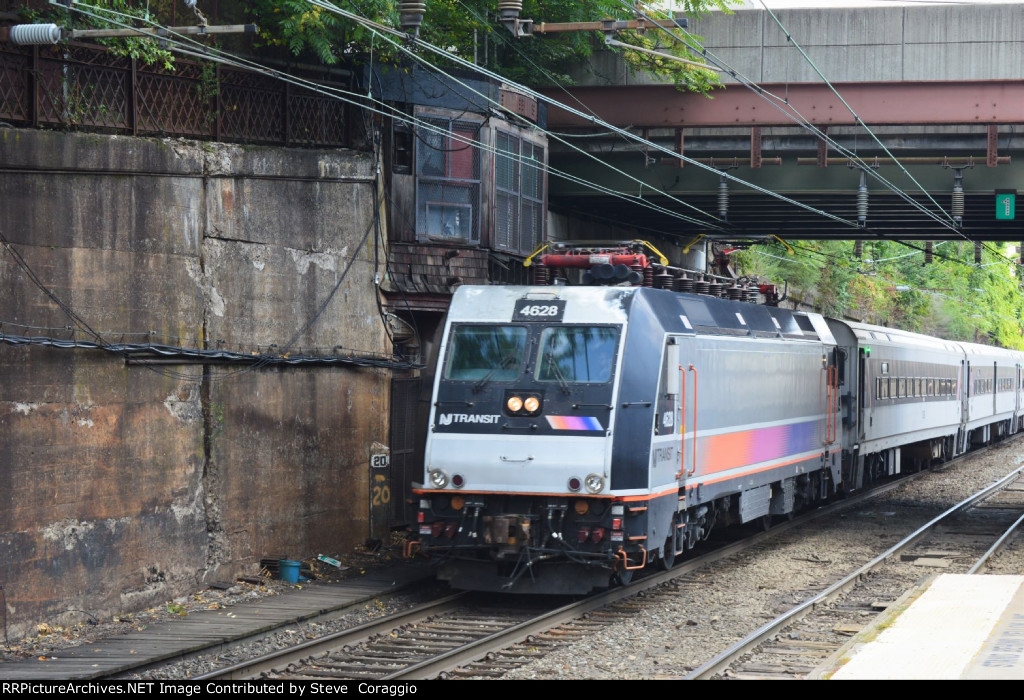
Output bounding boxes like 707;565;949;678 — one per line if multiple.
445;285;828;343
668;291;820;341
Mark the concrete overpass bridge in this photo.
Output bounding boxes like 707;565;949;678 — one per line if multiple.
540;3;1024;243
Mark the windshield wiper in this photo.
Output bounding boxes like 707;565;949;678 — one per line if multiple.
473;354;517;392
545;352;571;395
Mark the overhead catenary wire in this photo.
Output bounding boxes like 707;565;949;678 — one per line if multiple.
57;0;1024;285
618;0;965;239
305;0;862;231
61;0;998;246
617;1;978;241
347;3;732;229
43;0;724;376
462;0;997;262
448;0;713;226
64;0;867;234
755;0;958;228
62;0;732;232
14;1;420;380
90;2;1024;292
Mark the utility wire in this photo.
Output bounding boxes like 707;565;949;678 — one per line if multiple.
14;1;414;380
309;0;862;230
64;0;730;232
619;0;963;237
755;0;958;227
0;329;418;369
63;1;1024;276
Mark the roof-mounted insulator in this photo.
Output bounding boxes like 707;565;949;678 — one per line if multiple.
397;2;427;37
854;240;863;260
718;174;729;222
9;24;61;45
497;0;523;21
857;170;868;227
183;0;208;27
925;241;933;265
532;263;550;286
974;240;982;265
581;263;643;287
952;169;965;227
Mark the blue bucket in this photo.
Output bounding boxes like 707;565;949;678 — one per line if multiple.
279;559;301;583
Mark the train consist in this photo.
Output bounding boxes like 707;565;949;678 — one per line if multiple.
410;245;1024;594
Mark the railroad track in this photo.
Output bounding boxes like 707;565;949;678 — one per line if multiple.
114;443;1018;681
686;463;1024;680
190;465;943;681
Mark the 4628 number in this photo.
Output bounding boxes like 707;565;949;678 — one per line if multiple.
519;304;559;316
512;299;565;322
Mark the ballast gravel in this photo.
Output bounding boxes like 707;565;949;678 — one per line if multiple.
4;442;1023;680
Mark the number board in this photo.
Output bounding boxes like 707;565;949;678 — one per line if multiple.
996;192;1016;220
513;299;566;322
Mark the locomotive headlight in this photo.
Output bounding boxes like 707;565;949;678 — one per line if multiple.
506;396;523;413
429;469;449;488
584;473;605;494
523;396;541;413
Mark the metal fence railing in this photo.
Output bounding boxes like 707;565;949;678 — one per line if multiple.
0;41;357;149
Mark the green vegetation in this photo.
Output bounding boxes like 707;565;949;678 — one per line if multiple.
20;0;174;69
239;0;733;92
17;1;734;91
731;239;1024;349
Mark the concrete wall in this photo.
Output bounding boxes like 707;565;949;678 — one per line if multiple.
0;129;389;638
573;4;1024;85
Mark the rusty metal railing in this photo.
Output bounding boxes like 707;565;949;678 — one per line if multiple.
0;41;355;149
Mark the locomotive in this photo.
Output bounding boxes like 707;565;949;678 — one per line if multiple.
410;246;1024;594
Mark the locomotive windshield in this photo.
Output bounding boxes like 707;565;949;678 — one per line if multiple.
536;326;618;384
444;325;527;381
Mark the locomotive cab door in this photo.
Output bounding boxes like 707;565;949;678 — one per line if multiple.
654;340;682;440
654;336;695;485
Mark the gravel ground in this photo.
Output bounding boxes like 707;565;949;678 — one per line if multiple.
494;438;1024;680
4;442;1023;680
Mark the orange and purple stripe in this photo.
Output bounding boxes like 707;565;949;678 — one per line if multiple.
698;420;820;474
546;415;603;431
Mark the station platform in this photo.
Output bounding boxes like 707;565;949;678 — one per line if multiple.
815;574;1024;680
0;560;436;680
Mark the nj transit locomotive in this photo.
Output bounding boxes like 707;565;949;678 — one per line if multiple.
411;283;1024;594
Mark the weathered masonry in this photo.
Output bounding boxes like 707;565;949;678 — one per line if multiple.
0;128;389;639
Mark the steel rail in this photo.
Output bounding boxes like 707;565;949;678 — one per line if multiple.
190;465;940;681
389;466;948;680
379;469;942;679
187;444;1003;681
193;593;467;680
685;461;1024;680
967;509;1024;575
